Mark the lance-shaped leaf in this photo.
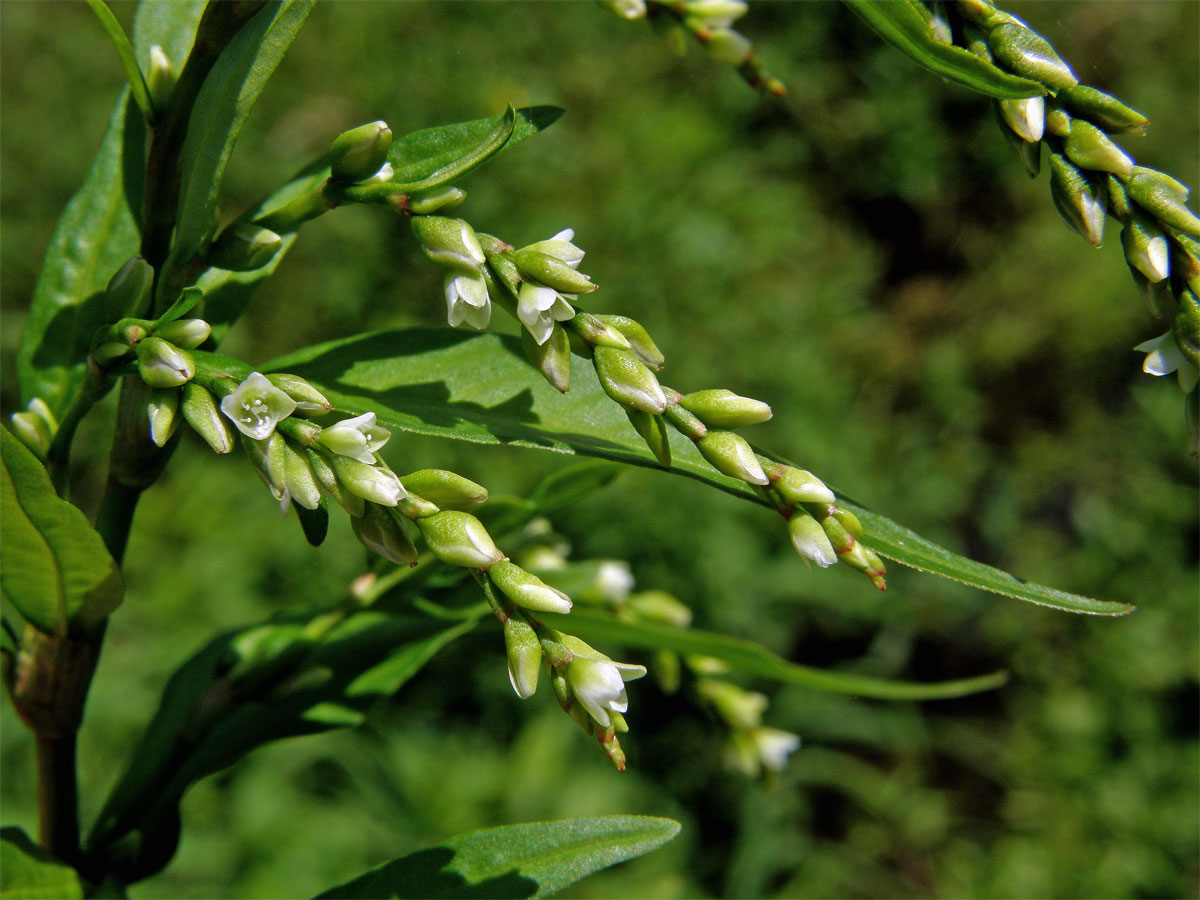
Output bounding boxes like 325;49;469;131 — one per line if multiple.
845;0;1045;99
0;827;83;900
0;428;123;635
265;328;1132;616
315;816;681;900
133;0;206;67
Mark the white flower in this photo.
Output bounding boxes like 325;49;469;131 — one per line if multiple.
444;272;492;330
1134;331;1199;392
681;0;748;28
560;634;646;729
517;282;575;345
592;561;634;602
726;726;800;777
520;228;584;269
220;372;297;440
316;412;391;463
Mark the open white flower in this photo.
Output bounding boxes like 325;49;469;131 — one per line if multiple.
317;412;391;463
559;634;646;729
444;272;492;330
517;282;575;345
220;372;297;440
1134;331;1199;392
728;727;801;777
520;228;584;269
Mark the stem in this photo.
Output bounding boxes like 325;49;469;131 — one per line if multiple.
36;735;80;862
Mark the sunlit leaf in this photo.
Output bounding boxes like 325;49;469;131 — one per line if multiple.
0;827;83;900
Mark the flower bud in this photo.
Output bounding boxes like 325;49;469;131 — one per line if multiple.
220;372;297;439
593;315;665;370
282;440;322;510
1175;290;1200;370
704;28;752;65
1107;174;1131;221
489;558;573;614
411;216;486;273
329;120;393;183
626;409;672;467
208;225;283;271
104;256;154;319
1048;152;1106;247
678;389;772;428
351;503;418;565
997;95;1044;143
328;455;406;506
1057;84;1148;135
682;0;748;25
503;615;542;699
1121;214;1170;283
571;312;631;351
522;325;572;393
697;678;766;730
599;0;646;20
399;468;489;511
986;23;1076;90
773;467;835;505
9;400;54;459
513;249;597;294
154;318;211;349
1126;167;1200;236
264;373;332;417
146;44;176;112
416;510;502;568
305;449;364;516
1043;105;1072;138
244;433;289;507
994;102;1041;177
1064;120;1133;177
628;590;693;627
316;411;390;463
181;382;235;453
592;347;667;414
136;337;195;388
832;506;864;539
146;388;180;447
398;494;441;520
696;430;768;485
1173;234;1200;294
407;185;466;215
92;341;134;366
788;513;837;567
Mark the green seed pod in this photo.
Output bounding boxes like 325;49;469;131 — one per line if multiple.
513;249;597;294
406;185;466;215
1121;214;1170;283
592;347;667;414
1057;84;1148;135
522;322;572;393
986;22;1077;90
399;468;489;511
678;389;772;428
181;382;234;454
329;120;392;183
774;467;835;505
503;615;542;699
1048;152;1106;247
592;315;665;370
154;318;211;349
208;224;283;271
1126;168;1200;237
1064;120;1133;177
489;558;573;614
136;337;195;388
416;510;501;568
626;409;672;467
351;503;418;565
696;430;768;485
787;513;837;567
146;388;180;448
104;256;154;320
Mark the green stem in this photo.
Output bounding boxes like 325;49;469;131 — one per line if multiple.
36;735;80;863
45;366;113;497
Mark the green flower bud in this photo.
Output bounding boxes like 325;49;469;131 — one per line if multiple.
522;324;572;393
773;467;835;505
9;400;54;459
697;678;766;730
351;503;418;565
397;494;442;520
1107;175;1131;221
704;28;752;65
1048;152;1106;247
328;455;406;506
592;347;667;414
244;433;289;507
154;318;211;349
1175;289;1200;370
305;449;364;516
316;412;390;464
489;558;573;614
503;616;542;699
832;506;864;539
696;430;768;485
416;510;502;568
282;440;322;510
571;312;631;351
208;224;283;272
146;44;176;113
406;185;466;215
986;23;1076;90
678;389;772;428
136;337;195;388
682;0;747;25
1057;84;1148;135
1172;233;1200;293
1126;167;1200;236
1043;105;1072;138
181;382;234;454
513;249;597;294
787;512;837;567
104;256;154;319
997;95;1044;143
994;102;1041;177
411;216;486;273
146;388;180;448
264;373;332;417
593;315;665;370
1064;120;1133;177
1121;214;1170;283
92;341;134;366
399;468;489;511
329;120;393;183
627;590;693;627
626;409;672;467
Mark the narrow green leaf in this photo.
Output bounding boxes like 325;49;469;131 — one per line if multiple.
170;0;313;270
84;0;154;122
315;815;681;899
387;106;565;189
845;0;1045;99
132;0;206;65
0;827;83;900
17;92;145;418
543;611;1008;700
265;328;1130;615
0;429;124;635
154;286;204;327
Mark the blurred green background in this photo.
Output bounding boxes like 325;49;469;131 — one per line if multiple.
2;1;1197;897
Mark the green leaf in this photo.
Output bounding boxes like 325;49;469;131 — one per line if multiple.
387;106;565;190
315;815;681;899
542;611;1007;700
17;92;145;418
84;0;154;122
0;827;83;900
87;610;473;876
169;0;313;271
267;328;1132;616
845;0;1045;99
132;0;206;66
0;429;124;635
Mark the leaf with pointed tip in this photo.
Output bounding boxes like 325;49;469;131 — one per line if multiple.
0;827;83;900
266;327;1133;616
